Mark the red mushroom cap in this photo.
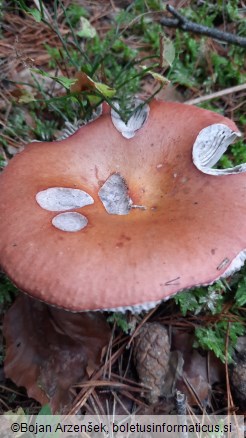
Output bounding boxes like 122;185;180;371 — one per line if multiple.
0;100;245;311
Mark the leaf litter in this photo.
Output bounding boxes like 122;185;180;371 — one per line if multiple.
3;295;111;413
0;0;245;417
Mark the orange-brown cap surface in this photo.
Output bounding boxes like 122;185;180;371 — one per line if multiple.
0;101;245;311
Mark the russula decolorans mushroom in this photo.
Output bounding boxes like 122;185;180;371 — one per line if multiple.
0;100;245;312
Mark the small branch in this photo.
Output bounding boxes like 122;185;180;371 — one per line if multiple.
160;5;246;48
176;391;189;438
176;390;187;416
185;83;246;105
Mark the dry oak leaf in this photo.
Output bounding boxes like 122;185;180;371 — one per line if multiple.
230;336;246;411
172;330;225;406
3;295;111;413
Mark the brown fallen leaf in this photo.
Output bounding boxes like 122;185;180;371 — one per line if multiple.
70;71;96;93
70;71;115;98
3;295;111;413
230;336;246;412
172;329;225;406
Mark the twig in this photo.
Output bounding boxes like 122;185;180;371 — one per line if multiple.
224;323;242;438
176;390;187;415
176;391;188;438
160;5;246;48
225;322;235;413
185;83;246;105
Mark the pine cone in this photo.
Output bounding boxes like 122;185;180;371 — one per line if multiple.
134;322;170;404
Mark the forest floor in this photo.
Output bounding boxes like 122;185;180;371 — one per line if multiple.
0;0;245;419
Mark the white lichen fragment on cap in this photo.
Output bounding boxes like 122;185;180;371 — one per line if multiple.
98;173;133;215
111;99;150;139
52;212;88;232
192;123;243;175
36;187;94;211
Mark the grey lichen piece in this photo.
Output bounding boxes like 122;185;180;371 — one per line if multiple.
111;99;150;139
52;212;88;232
36;187;94;211
192;123;243;175
98;173;133;215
